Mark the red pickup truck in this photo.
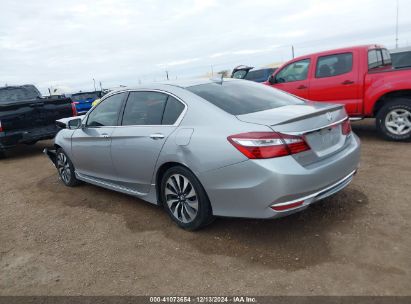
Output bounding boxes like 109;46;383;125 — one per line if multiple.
266;45;411;141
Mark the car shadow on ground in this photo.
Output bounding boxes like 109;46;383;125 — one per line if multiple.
0;140;53;161
37;171;368;271
351;118;382;142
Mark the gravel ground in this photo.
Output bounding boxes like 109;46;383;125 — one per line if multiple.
0;119;410;296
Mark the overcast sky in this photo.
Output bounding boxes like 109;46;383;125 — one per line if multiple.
1;0;411;94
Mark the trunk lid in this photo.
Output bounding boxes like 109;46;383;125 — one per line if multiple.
236;103;350;165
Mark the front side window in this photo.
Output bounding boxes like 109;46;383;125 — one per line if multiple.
275;59;310;83
86;92;125;127
315;53;353;78
187;80;304;116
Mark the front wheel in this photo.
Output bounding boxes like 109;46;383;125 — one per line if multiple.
376;99;411;141
160;166;214;230
56;148;80;187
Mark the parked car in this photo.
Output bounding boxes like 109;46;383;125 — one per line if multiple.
45;79;360;230
0;84;77;156
232;65;277;82
390;46;411;69
70;91;102;115
266;45;411;141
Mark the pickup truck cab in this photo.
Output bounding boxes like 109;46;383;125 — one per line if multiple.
266;45;411;141
0;85;77;156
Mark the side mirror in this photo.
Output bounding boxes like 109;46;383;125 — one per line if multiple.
268;74;276;85
68;118;83;129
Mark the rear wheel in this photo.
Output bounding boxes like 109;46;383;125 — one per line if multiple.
160;166;214;230
376;99;411;141
56;148;80;187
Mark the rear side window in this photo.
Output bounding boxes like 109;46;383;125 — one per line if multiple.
315;53;353;78
368;49;383;69
87;92;125;127
162;96;185;125
122;92;168;126
275;59;310;83
187;81;304;115
382;49;392;65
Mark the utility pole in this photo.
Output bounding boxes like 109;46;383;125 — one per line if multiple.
291;45;295;59
99;81;102;91
211;65;214;76
93;78;96;91
395;0;399;48
166;70;169;80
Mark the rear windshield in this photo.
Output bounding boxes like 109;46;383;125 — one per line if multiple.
71;92;101;101
0;86;41;103
187;81;304;115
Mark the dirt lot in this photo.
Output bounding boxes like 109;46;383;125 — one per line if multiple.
0;119;410;296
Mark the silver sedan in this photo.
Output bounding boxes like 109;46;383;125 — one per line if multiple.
45;79;360;230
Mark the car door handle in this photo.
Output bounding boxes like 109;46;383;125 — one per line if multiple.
341;80;354;85
150;133;165;140
101;133;111;138
297;85;308;89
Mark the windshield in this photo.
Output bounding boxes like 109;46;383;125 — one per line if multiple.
0;85;41;103
187;80;305;115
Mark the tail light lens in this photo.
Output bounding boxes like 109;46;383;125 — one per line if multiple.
341;119;352;135
71;103;78;117
0;120;3;132
227;132;310;159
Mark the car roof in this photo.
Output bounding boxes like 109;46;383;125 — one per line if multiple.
109;78;239;93
290;44;385;62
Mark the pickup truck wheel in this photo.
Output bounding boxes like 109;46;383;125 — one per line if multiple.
376;99;411;141
56;148;80;187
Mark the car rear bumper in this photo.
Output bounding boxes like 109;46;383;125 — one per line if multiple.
0;125;58;150
197;134;361;219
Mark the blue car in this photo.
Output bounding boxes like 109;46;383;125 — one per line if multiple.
71;91;102;115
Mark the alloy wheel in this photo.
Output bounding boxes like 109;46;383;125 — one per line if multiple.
385;109;411;135
57;152;71;184
165;174;199;223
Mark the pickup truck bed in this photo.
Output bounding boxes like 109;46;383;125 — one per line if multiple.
0;85;76;153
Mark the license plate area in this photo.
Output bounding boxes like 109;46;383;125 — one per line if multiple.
304;125;343;157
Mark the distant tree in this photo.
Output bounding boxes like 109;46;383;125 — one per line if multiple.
217;70;229;77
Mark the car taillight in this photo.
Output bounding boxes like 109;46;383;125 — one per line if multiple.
342;119;352;135
71;103;78;117
227;132;310;159
0;120;3;132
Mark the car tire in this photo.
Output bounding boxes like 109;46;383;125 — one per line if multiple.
376;98;411;141
0;150;5;159
160;166;214;230
56;148;80;187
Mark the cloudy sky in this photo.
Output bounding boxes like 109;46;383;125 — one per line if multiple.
1;0;411;94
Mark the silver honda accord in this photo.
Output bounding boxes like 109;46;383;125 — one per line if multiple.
45;78;360;230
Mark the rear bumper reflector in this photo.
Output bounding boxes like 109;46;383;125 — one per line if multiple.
271;169;357;212
271;201;304;211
